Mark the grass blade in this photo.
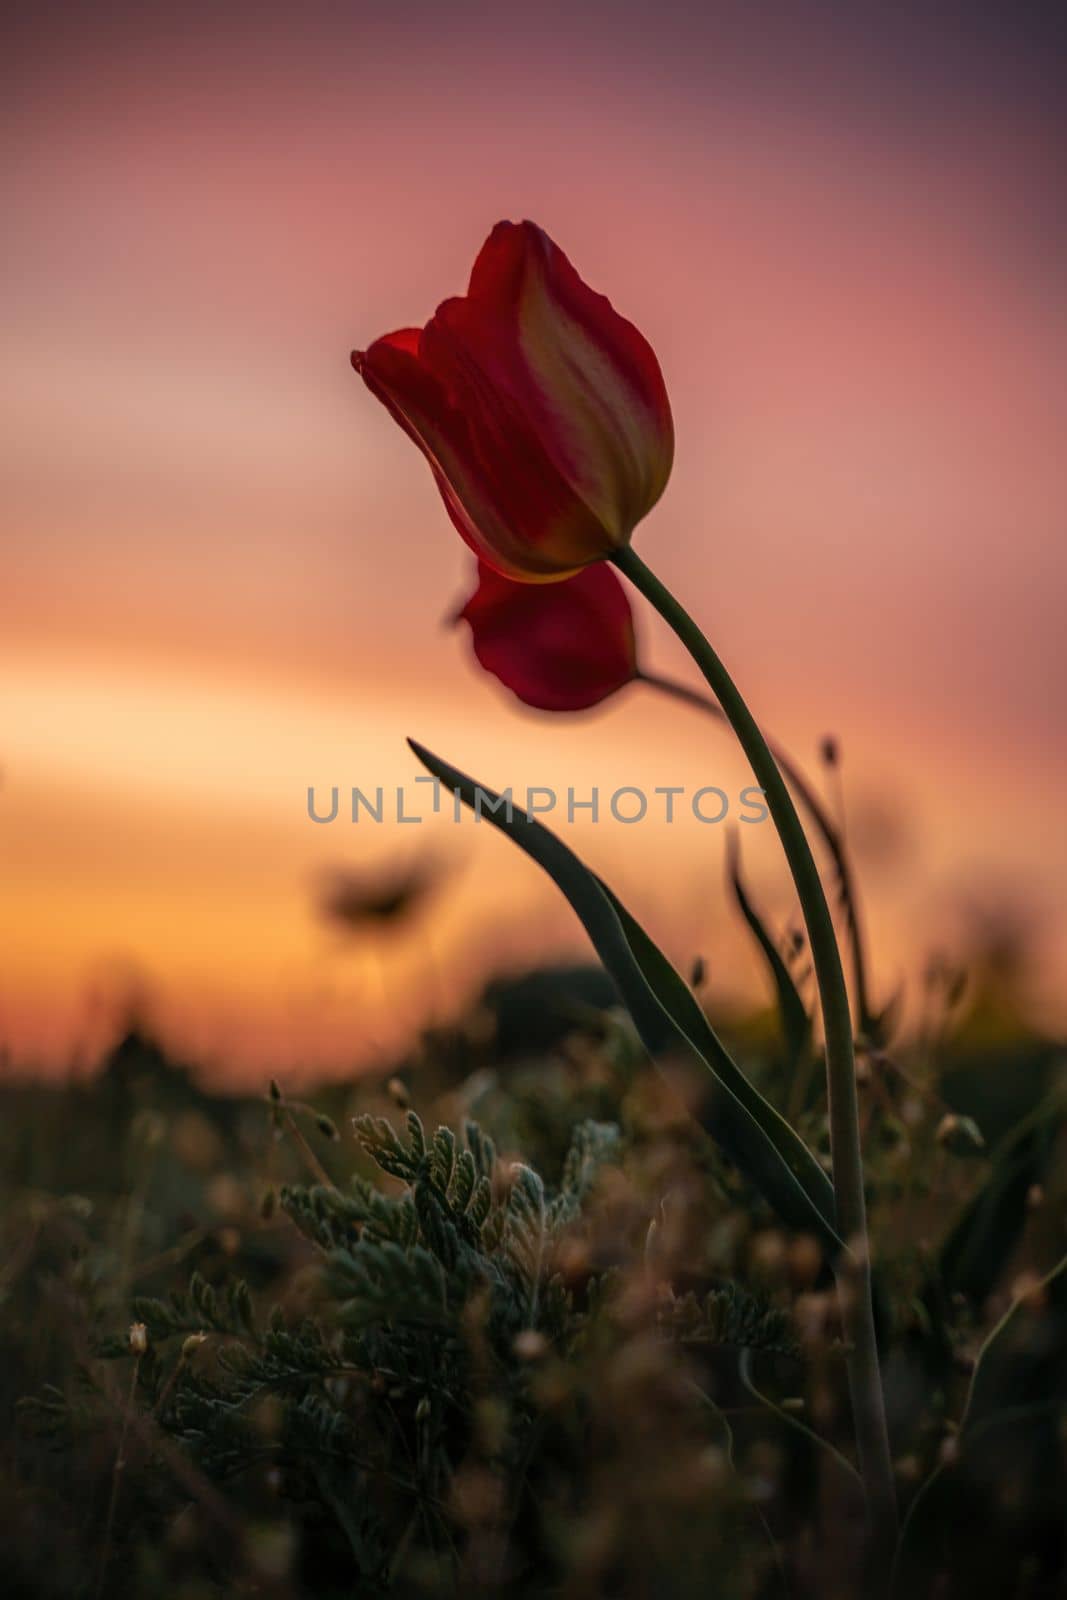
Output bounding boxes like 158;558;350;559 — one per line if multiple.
725;829;811;1074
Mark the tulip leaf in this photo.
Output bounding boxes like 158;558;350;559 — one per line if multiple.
591;880;835;1234
725;829;812;1075
408;739;842;1253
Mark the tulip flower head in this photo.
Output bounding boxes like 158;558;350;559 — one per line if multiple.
352;221;673;580
456;561;638;711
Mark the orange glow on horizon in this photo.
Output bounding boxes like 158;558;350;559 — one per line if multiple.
3;6;1065;1076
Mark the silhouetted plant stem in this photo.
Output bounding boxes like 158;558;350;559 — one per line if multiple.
615;546;898;1575
272;1094;336;1189
95;1350;142;1600
637;667;875;1038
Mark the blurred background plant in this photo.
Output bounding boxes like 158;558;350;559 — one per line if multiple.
4;902;1064;1598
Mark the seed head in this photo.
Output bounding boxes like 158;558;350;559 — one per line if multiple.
513;1329;548;1362
936;1113;985;1153
386;1076;410;1109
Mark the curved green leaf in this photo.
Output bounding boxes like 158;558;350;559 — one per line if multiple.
935;1101;1060;1311
725;829;811;1073
594;880;835;1237
408;739;841;1253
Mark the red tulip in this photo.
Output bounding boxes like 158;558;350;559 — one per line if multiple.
352;221;673;581
456;560;637;711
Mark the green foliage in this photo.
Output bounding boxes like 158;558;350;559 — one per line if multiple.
933;1091;1062;1312
659;1280;799;1360
127;1269;257;1342
4;990;1066;1599
893;1253;1067;1599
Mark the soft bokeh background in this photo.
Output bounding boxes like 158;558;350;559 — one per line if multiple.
3;0;1065;1076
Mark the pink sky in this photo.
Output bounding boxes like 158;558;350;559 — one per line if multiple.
3;4;1065;1075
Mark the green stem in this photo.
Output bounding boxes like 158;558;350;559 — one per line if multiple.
738;1348;863;1491
638;668;874;1037
614;545;897;1573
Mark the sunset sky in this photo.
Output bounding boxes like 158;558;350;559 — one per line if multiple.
3;2;1065;1077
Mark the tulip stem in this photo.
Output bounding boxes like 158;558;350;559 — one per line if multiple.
637;668;876;1040
615;547;897;1577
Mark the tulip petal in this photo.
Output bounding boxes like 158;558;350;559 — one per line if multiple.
354;331;610;579
458;561;637;711
463;221;674;540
